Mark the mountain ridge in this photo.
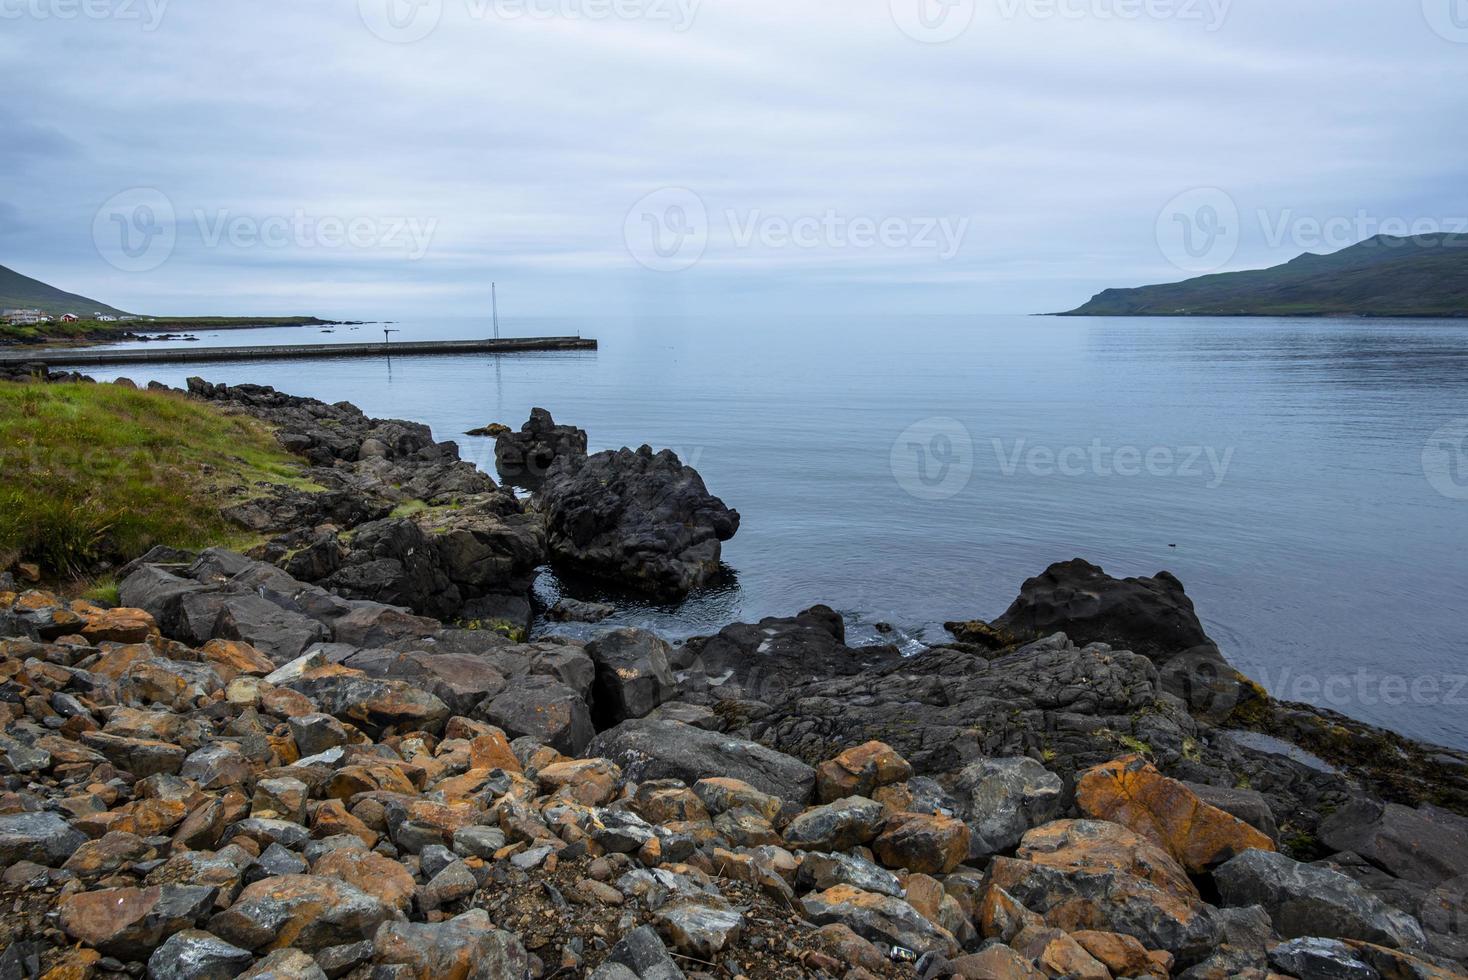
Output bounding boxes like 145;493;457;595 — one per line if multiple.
1060;233;1468;317
0;263;130;317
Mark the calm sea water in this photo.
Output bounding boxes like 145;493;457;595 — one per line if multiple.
80;315;1468;749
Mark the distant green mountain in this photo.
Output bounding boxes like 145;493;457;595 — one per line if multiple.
0;264;130;317
1060;233;1468;317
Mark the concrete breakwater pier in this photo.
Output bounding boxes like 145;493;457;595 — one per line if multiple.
0;335;596;369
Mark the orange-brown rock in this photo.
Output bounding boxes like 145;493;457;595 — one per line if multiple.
1072;929;1166;978
201;638;276;677
1076;755;1275;872
694;777;782;822
58;884;216;958
311;799;379;848
78;606;160;644
815;923;892;973
949;944;1044;979
325;763;418;800
313;847;417;911
38;947;101;980
210;873;397;952
536;758;621;806
1017;818;1200;909
634;783;712;824
468;730;521;773
815;741;914;803
978;885;1044;943
873;811;969;875
1012;925;1109;980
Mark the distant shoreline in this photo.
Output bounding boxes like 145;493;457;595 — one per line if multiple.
0;315;356;349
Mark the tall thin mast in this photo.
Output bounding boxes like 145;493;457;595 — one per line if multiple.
492;282;499;339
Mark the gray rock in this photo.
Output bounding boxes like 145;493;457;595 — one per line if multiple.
372;909;531;978
589;719;815;805
547;598;615;623
453;826;507;859
288;713;349;758
1266;937;1379;980
254;842;308;878
419;844;457;880
180;743;253;789
590;924;684;980
314;939;373;978
782;797;886;852
479;675;594;756
586;628;678;724
954;757;1063;858
1215;848;1426;950
652;897;745;960
1319;799;1468;886
796;851;904;898
237;948;328;980
0;811;87;866
146;929;254;980
801;885;958;958
422;861;478;908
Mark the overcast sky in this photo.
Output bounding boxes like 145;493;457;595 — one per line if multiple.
4;0;1467;317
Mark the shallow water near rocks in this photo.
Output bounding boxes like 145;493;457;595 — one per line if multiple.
80;313;1468;749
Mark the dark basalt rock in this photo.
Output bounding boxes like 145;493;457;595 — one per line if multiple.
537;445;739;599
990;558;1250;720
494;407;588;489
993;558;1210;662
677;605;902;705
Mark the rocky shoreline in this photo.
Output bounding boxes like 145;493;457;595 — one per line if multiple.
1;372;1465;979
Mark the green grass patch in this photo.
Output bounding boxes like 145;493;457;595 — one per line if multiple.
0;381;308;579
389;499;431;519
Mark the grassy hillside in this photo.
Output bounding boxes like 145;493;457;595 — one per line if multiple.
0;382;314;580
0;264;129;317
1061;233;1468;317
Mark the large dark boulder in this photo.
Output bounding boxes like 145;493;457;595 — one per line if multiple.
1319;799;1468;886
993;558;1209;661
494;408;587;489
1214;848;1427;950
537;445;739;599
678;606;901;704
585;628;677;725
992;558;1246;718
